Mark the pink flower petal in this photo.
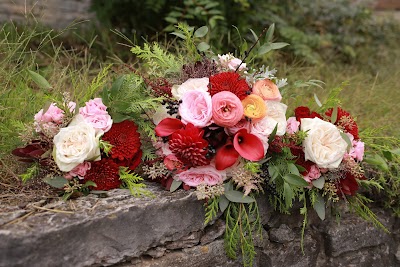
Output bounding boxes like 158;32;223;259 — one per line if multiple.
155;118;184;137
233;129;264;161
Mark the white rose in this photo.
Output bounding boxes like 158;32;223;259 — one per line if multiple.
301;117;348;169
250;101;287;137
53;115;101;172
171;77;209;100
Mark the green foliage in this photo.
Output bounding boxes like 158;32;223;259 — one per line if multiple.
204;197;220;225
119;167;152;197
20;163;40;183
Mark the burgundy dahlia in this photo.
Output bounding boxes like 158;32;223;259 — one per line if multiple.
84;158;121;191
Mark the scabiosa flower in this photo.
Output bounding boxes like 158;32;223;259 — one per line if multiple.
209;72;250;100
169;123;210;167
84;158;121;190
102;120;142;161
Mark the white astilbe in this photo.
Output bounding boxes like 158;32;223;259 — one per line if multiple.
195;183;225;200
230;167;264;196
142;162;169;180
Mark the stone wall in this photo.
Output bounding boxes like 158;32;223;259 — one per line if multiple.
0;0;93;28
0;183;399;267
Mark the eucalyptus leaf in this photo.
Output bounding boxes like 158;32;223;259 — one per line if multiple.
265;23;275;43
312;176;325;189
170;32;187;40
194;26;208;38
314;93;322;107
283;174;309;187
197;42;210;52
331;107;338;123
44;176;68;189
340;132;352;151
225;190;255;203
314;193;326;220
258;43;273;55
170;179;182;192
224;181;234;192
219;195;230;213
27;70;52;89
249;29;260;47
270;42;290;50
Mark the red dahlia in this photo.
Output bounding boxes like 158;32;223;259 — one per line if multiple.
84;158;121;190
325;107;359;139
209;72;250;100
169;123;210;167
102;120;142;161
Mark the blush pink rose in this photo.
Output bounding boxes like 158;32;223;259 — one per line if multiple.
65;162;91;180
80;98;112;133
349;140;365;161
218;54;247;71
252;79;282;101
179;90;212;128
177;165;226;187
34;103;64;124
212;91;244;127
225;119;251;136
303;165;321;183
286;117;300;134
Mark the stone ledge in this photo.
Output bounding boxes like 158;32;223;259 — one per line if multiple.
0;183;399;267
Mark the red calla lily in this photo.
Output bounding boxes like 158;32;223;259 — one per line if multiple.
233;129;264;161
155;118;184;137
215;142;240;170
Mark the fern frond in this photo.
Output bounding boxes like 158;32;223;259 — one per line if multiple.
81;64;112;102
119;167;153;197
204;197;220;225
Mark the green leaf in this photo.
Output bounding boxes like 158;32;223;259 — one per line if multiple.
249;29;260;47
219;195;230;213
390;148;400;156
225;190;255;203
44;176;68;189
314;193;326;220
330;107;338;123
312;176;325;189
382;150;393;161
283;182;293;207
197;42;210;52
27;70;52;89
84;181;97;187
364;154;389;171
265;23;275;43
170;179;182;192
170;32;187;39
270;42;290;50
224;181;234;192
340;132;352;151
258;43;273;55
283;174;309;187
194;26;208;38
287;163;300;176
268;165;279;182
296;164;307;173
268;124;278;144
314;93;322;107
109;76;125;99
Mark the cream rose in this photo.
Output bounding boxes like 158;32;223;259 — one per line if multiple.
171;77;209;100
301;118;348;169
53;115;101;172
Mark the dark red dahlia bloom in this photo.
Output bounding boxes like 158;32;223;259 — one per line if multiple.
169;123;210;167
336;172;359;196
114;150;143;171
294;106;322;122
325;107;359;139
209;72;250;100
84;158;121;190
102;120;142;161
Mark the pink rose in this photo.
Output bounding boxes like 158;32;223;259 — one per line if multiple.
303;165;321;183
171;78;209;100
34;103;64;124
218;54;247;71
80;98;112;133
179;90;212;128
212;91;244;127
286;117;300;134
177;165;226;187
252;79;282;101
250;116;277;137
225;119;251;136
349;140;365;161
65;162;91;180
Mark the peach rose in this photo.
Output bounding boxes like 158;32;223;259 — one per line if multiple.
252;79;282;102
241;94;267;121
212;91;244;127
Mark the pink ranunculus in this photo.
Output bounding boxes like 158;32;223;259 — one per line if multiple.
349;140;365;161
252;79;282;102
286;116;300;134
218;54;247;71
303;165;321;183
212;91;244;127
177;165;226;187
79;98;108;116
179;90;212;128
34;103;64;124
66;162;91;180
225;119;251;136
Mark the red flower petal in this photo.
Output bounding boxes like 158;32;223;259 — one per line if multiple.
155;118;184;137
233;129;264;161
215;143;239;170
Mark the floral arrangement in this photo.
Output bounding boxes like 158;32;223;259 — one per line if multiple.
12;95;148;199
13;24;390;267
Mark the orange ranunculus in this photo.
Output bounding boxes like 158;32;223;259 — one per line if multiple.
241;94;267;121
252;79;282;102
